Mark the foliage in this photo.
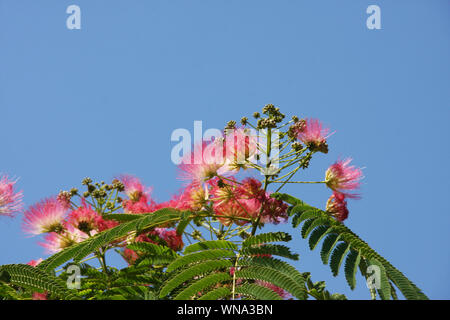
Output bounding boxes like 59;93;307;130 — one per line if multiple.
0;105;427;300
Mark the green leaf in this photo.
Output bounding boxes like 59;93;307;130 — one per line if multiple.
198;287;231;300
302;218;331;239
236;266;307;300
270;193;300;206
0;264;78;300
235;283;283;300
160;260;232;298
243;232;292;247
174;272;232;300
184;240;238;254
127;242;178;257
102;214;142;222
166;249;236;272
344;249;361;290
309;226;332;250
176;211;192;236
283;192;428;299
238;256;306;286
241;244;299;261
329;242;350;277
300;219;315;238
320;234;341;265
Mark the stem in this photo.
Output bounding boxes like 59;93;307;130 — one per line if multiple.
272;181;326;184
231;253;240;300
251;128;272;236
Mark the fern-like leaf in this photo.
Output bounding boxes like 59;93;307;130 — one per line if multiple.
344;249;361;290
184;240;238;254
235;266;307;300
198;287;231;300
235;283;283;300
329;242;350;277
166;249;236;272
174;272;232;300
160;260;232;298
0;264;78;300
243;232;292;247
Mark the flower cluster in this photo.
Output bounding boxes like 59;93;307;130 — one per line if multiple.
324;158;363;221
22;196;118;253
11;105;364;302
0;175;23;217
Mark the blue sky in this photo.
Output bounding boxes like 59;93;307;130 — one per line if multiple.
1;0;449;299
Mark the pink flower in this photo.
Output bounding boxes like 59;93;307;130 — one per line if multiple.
66;202;100;235
27;258;43;267
22;197;67;235
96;216;119;232
325;158;363;198
0;175;23;217
178;142;231;183
32;292;48;300
326;192;349;222
174;183;209;211
259;193;288;224
211;177;288;225
210;177;239;206
39;225;89;253
157;228;184;251
223;128;258;171
56;191;72;210
122;248;139;265
235;178;265;200
214;198;261;226
119;174;151;202
119;175;158;214
296;118;332;153
123;197;156;214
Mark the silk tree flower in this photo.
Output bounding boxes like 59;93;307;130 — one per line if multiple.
325;158;363;198
122;248;139;265
210;177;239;206
119;174;152;202
223;128;258;171
235;178;265;200
175;183;209;211
22;197;67;235
39;225;89;253
155;228;184;251
296;118;332;153
326;192;349;222
66;202;101;235
214;198;261;226
178;141;232;184
0;175;23;217
56;191;72;210
27;258;43;267
260;194;289;224
119;174;158;214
